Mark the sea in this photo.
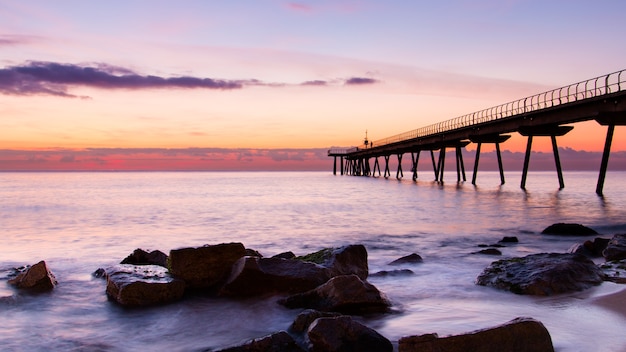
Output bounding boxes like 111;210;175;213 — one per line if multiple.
1;171;626;351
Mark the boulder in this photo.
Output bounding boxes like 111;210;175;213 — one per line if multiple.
603;234;626;261
476;253;604;295
219;256;331;296
8;261;57;292
398;317;553;352
598;259;626;284
475;248;502;256
306;316;392;352
568;237;610;258
499;236;519;243
290;309;342;333
121;248;168;267
105;264;185;307
297;245;369;280
541;223;597;236
279;274;391;314
216;331;304;352
370;269;414;277
168;243;246;290
388;253;423;265
272;251;296;260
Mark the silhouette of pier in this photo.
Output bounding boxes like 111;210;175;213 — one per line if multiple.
328;69;626;195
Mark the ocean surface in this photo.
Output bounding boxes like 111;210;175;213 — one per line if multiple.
1;171;626;351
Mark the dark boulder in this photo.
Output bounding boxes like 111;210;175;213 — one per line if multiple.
105;264;185;307
568;237;610;258
306;316;392;352
398;317;553;352
216;331;304;352
388;253;423;265
168;243;246;290
8;261;57;292
244;248;263;257
370;269;414;277
219;256;331;296
279;274;391;314
603;234;626;261
599;259;626;284
121;248;168;267
297;245;369;280
499;236;519;243
290;309;342;333
272;251;296;260
475;248;502;255
541;223;598;236
476;253;604;295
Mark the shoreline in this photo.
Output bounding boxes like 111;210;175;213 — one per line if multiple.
591;286;626;318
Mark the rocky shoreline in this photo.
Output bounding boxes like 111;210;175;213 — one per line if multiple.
3;223;626;351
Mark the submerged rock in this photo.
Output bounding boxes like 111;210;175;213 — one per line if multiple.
219;256;330;296
499;236;519;243
216;331;304;352
398;317;554;352
121;248;168;267
599;259;626;284
279;274;390;314
105;264;185;307
168;242;246;290
603;234;626;261
297;245;369;280
8;261;57;292
388;253;423;265
370;269;414;277
476;253;604;295
541;223;598;236
475;248;502;256
306;316;392;352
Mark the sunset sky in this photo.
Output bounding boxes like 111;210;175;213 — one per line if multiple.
2;0;626;170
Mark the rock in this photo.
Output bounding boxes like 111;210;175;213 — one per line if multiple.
8;261;57;292
568;237;610;258
279;274;391;314
245;248;263;257
105;264;185;307
219;256;331;296
216;331;304;352
603;234;626;261
499;236;519;243
93;268;106;278
121;248;168;267
168;243;246;290
306;316;392;352
475;248;502;255
290;309;342;333
370;269;414;277
297;245;369;280
541;223;598;236
599;259;626;284
388;253;423;265
478;244;504;248
476;253;604;295
398;317;553;352
272;251;296;260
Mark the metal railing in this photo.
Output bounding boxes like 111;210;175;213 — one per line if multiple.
366;69;626;148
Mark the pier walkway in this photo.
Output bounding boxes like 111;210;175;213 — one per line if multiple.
328;69;626;195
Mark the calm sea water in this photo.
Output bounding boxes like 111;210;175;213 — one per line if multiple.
1;171;626;351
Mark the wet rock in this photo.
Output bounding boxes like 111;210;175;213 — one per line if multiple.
168;242;246;290
568;237;610;258
541;223;598;236
478;244;504;248
388;253;423;265
121;248;168;267
306;316;392;352
370;269;414;277
105;264;185;307
499;236;519;243
245;248;263;257
475;248;502;255
279;274;391;314
476;253;604;295
290;309;342;333
603;234;626;261
8;261;57;292
398;317;553;352
272;251;296;260
297;245;369;280
216;331;304;352
599;259;626;284
219;256;331;296
93;268;106;279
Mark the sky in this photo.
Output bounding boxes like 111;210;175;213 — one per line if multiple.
1;0;626;171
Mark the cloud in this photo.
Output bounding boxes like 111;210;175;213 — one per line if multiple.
0;35;40;46
286;2;314;12
345;77;378;85
301;80;328;86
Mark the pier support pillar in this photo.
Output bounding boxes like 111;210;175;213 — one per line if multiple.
411;151;421;181
373;157;381;177
437;147;446;182
383;155;391;178
396;153;404;179
469;134;511;185
519;125;573;190
430;150;438;180
595;113;626;195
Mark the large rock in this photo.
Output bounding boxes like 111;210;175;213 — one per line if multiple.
541;223;597;236
476;253;604;295
8;261;57;292
603;234;626;261
290;309;342;333
279;274;391;314
389;253;423;265
219;256;331;296
297;245;369;280
307;316;392;352
168;243;246;290
398;317;553;352
105;264;185;306
569;237;610;258
216;331;304;352
121;248;168;267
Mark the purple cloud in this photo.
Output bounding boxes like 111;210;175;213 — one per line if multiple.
345;77;378;85
301;80;328;86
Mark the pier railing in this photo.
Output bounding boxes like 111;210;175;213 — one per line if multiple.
369;69;626;148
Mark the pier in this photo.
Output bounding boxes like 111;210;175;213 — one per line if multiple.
328;69;626;195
